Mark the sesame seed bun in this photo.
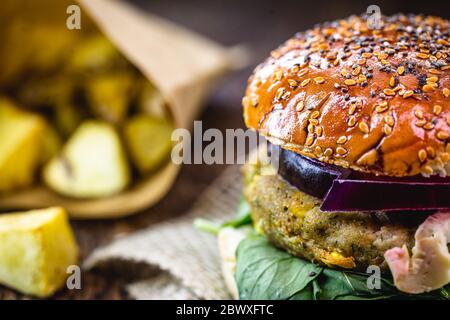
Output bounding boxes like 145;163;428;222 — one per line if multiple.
243;14;450;177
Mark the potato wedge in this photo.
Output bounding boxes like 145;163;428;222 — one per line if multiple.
138;81;167;118
53;102;84;138
67;35;125;73
85;72;134;124
40;124;62;165
124;114;173;174
0;207;78;297
0;98;46;193
43;121;130;198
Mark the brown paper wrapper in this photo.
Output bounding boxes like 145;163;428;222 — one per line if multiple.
0;0;238;219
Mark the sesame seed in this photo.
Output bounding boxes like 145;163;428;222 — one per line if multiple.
429;69;441;75
415;119;427;127
383;88;396;96
291;64;300;73
417;53;429;59
314;146;322;155
426;147;436;158
310;110;320;119
301;79;311;87
357;58;366;65
426;76;438;83
383;124;392;135
433;105;442;116
358;121;370;134
288;79;298;88
324;148;333;157
422;165;434;175
344;79;356;86
389;76;396;87
296;101;305;112
305;135;315;146
402;90;414;98
349;104;357;115
336;146;347;155
348;116;357;127
378;53;388;60
281;91;290;100
414;110;424;119
426;82;438;88
418;149;428;162
337;136;347;144
316;126;323;136
298;69;309;77
441;152;450;163
443;88;450;98
275;87;286;100
384;115;395;126
314;77;326;84
423;123;435;130
397;66;405;75
309;118;319;125
375;103;388;113
437;131;449;140
351;66;361;76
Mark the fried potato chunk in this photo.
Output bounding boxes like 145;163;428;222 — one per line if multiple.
43;121;130;198
0;207;78;297
0;98;46;193
85;73;134;124
124;114;173;174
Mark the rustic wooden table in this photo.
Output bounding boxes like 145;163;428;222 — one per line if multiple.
1;0;447;300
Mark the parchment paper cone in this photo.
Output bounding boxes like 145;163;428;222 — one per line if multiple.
0;0;245;219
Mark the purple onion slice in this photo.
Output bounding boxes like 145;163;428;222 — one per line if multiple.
275;145;450;212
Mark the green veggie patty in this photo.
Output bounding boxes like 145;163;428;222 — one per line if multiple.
243;161;430;271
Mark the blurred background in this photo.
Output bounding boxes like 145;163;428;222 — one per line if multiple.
1;0;449;299
132;0;450;110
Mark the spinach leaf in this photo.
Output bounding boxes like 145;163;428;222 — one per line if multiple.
235;235;450;300
318;269;396;300
235;235;321;300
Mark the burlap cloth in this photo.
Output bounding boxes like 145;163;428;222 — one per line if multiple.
83;165;242;300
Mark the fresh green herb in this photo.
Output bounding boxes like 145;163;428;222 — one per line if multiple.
193;218;221;235
235;235;450;300
221;200;252;228
194;198;252;235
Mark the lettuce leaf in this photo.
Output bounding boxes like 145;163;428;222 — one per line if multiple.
235;235;450;300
